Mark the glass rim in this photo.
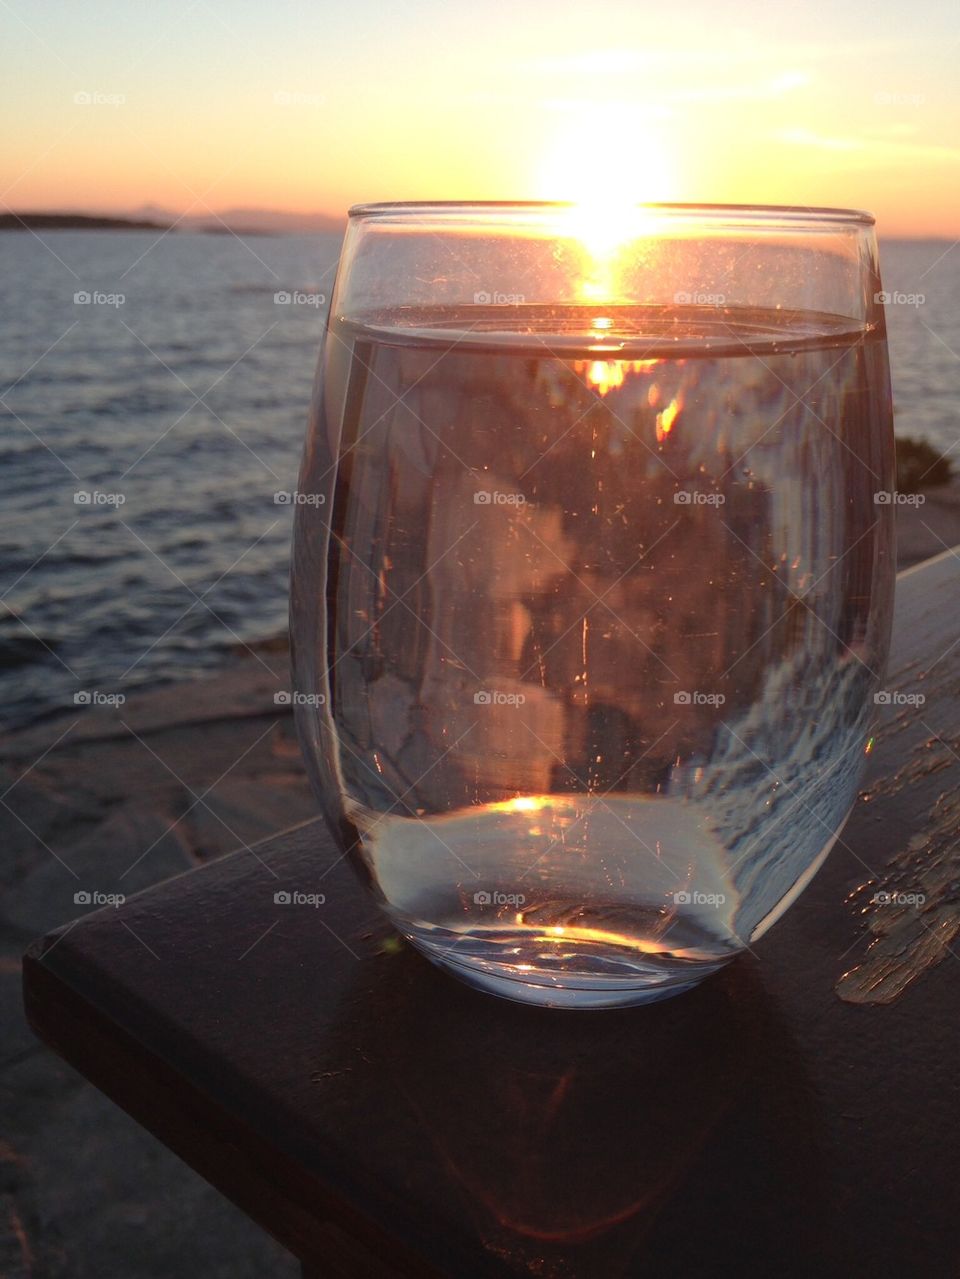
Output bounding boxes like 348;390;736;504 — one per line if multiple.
347;200;876;227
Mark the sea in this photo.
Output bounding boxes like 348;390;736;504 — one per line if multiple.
0;231;956;730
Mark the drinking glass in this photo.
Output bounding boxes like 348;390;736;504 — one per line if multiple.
291;202;895;1009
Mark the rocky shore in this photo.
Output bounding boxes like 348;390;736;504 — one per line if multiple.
894;477;960;567
1;653;308;1277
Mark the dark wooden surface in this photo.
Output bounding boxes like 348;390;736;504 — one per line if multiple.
23;549;960;1279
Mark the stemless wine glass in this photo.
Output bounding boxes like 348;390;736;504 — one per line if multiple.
291;202;895;1009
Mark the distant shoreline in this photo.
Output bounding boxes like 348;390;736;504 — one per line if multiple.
0;213;172;232
0;213;279;236
0;212;344;235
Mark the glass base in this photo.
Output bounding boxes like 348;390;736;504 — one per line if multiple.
404;933;734;1010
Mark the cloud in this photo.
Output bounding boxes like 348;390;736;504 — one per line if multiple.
778;127;960;163
463;71;809;117
780;128;862;152
665;71;811;105
520;40;909;78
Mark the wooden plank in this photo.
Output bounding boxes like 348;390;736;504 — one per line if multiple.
22;548;960;1277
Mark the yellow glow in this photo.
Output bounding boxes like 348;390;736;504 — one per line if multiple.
656;395;683;441
536;123;675;247
534;120;676;302
501;796;542;813
563;200;665;265
588;360;624;395
574;358;661;397
531;920;709;958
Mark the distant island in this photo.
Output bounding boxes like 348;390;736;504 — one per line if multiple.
0;208;346;235
0;213;171;232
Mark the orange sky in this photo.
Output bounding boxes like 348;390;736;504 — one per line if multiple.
2;1;958;236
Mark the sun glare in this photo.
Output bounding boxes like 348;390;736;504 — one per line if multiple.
536;120;677;300
574;358;662;397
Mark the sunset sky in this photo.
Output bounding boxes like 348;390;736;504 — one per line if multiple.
2;0;958;236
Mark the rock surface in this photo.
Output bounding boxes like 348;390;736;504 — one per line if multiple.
895;478;960;567
3;647;310;1278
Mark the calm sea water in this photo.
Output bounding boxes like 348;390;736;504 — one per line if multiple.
0;232;955;729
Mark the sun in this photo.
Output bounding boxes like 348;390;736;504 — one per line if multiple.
534;120;678;298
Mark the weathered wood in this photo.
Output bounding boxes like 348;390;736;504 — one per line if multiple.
22;547;960;1278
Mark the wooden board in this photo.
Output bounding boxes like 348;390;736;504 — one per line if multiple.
22;548;960;1278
